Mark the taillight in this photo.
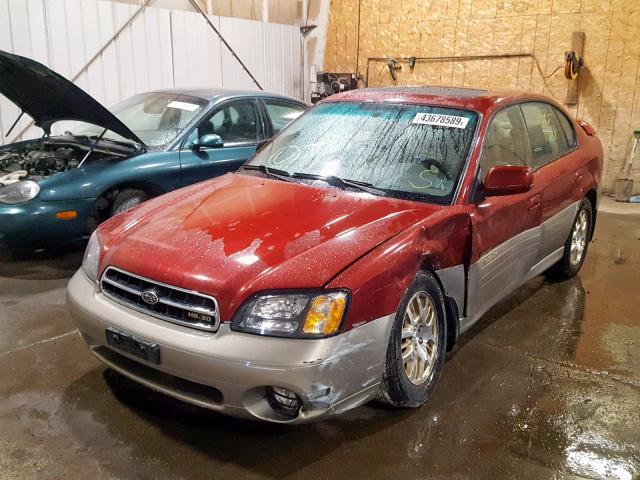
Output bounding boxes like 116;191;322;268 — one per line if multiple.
578;119;597;136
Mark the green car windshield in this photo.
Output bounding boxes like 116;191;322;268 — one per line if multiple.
72;92;207;149
246;101;478;204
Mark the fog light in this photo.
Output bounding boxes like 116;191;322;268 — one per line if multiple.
266;386;301;419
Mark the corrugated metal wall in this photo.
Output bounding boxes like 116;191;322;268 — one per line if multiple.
0;0;302;143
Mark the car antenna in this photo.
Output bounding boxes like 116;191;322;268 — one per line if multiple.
78;128;107;168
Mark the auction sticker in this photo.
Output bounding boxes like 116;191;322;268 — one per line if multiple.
412;113;469;129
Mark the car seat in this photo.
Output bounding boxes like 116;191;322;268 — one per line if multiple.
527;123;552;167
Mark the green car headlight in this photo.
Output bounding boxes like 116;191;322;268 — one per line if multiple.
0;180;40;204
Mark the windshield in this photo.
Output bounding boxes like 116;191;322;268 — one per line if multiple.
72;92;207;148
245;102;478;204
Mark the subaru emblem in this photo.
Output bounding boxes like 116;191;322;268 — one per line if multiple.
141;289;159;305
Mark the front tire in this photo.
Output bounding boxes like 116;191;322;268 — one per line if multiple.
547;199;593;279
380;271;447;408
110;189;149;216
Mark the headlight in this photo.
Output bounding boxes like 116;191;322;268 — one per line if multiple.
231;290;349;338
82;231;101;283
0;180;40;204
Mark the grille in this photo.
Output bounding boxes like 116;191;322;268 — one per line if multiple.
100;267;220;332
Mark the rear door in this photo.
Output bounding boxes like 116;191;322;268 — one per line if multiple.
520;102;581;265
179;98;265;186
467;104;541;323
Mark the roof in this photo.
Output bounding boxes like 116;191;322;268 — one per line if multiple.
322;86;551;112
366;86;491;98
147;87;307;105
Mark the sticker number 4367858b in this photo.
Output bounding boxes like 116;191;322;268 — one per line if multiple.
412;113;469;129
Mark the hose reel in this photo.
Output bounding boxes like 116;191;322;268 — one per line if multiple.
564;50;583;80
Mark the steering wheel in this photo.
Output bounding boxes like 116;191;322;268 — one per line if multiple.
486;143;519;159
420;158;451;180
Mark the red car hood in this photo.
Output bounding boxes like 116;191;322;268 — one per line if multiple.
99;173;441;321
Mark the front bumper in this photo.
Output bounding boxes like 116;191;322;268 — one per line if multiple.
67;270;394;423
0;198;95;247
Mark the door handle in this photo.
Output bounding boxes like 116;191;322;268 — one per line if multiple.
575;171;584;184
528;194;542;210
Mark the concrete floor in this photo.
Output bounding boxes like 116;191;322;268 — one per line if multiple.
1;199;639;480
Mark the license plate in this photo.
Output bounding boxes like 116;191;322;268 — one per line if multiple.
105;327;161;364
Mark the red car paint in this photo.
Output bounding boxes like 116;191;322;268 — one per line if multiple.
578;119;597;136
97;173;442;322
95;88;602;339
483;165;533;196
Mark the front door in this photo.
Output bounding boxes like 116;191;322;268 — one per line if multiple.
466;104;542;325
179;99;264;186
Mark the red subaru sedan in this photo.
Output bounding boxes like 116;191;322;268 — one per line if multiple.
68;87;602;423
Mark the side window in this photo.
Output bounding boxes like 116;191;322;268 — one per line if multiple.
194;100;261;146
264;100;305;133
479;105;529;181
209;109;225;132
521;102;569;169
553;106;577;149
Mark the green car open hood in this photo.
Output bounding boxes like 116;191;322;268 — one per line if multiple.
0;50;145;146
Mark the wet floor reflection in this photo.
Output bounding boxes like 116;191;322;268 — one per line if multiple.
0;244;83;281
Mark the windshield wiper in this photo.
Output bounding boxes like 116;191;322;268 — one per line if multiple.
67;132;140;150
241;164;293;182
90;135;141;150
291;173;387;196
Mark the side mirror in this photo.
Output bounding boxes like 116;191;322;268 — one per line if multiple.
191;134;224;151
483;165;533;196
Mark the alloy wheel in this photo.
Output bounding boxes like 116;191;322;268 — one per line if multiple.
570;209;588;266
401;291;439;385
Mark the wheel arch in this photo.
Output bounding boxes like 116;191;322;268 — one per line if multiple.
326;217;469;348
90;180;167;228
585;188;598;241
419;257;461;352
104;180;166;196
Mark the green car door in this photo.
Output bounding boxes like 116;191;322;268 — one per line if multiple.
179;98;266;185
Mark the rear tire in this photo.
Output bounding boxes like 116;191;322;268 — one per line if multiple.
547;199;592;279
110;189;149;216
380;271;447;408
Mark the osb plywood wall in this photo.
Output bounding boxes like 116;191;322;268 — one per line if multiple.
324;0;640;192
